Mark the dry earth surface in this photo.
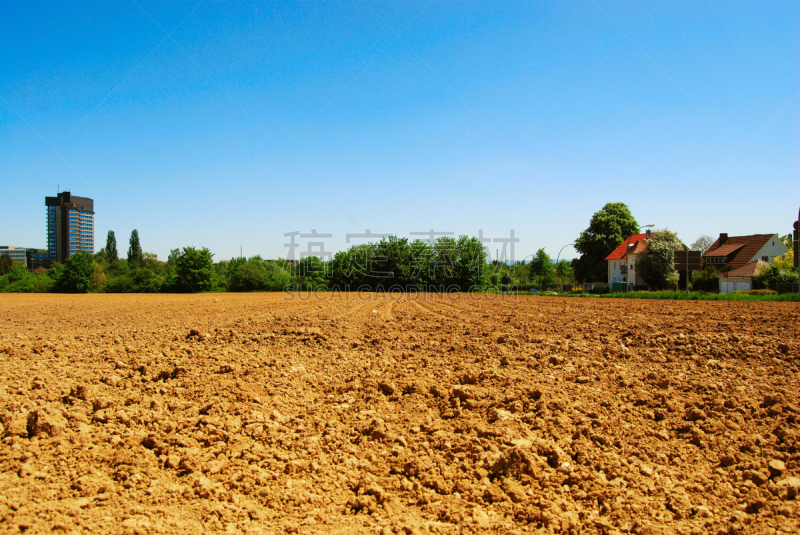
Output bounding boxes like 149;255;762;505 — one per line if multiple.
1;293;799;535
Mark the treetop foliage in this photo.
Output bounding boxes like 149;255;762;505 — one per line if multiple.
690;235;714;254
574;202;639;282
0;253;12;276
106;230;118;262
128;229;143;268
635;229;684;291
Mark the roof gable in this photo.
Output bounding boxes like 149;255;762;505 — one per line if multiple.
605;234;647;261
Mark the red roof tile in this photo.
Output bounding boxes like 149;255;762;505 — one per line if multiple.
605;234;647;261
702;234;773;269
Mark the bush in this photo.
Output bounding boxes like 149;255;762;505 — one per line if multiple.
6;263;29;283
4;276;54;293
666;272;679;291
105;268;163;293
228;258;269;292
227;257;294;292
730;289;778;296
691;268;719;293
753;265;798;290
54;252;94;293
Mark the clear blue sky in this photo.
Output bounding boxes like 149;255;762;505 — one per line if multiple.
1;1;797;262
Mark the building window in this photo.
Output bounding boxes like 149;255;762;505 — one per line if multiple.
762;256;769;262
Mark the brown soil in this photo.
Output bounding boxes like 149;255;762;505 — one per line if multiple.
1;293;799;534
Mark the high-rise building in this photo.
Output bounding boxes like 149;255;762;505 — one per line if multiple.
45;191;94;263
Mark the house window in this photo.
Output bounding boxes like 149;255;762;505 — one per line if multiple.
762;256;769;262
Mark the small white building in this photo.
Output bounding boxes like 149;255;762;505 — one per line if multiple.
717;260;769;294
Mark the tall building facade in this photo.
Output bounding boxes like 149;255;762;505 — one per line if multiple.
45;192;94;263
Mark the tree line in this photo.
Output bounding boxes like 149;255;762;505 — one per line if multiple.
6;202;787;294
0;230;576;293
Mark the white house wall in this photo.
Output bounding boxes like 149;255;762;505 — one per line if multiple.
608;260;627;285
750;234;790;264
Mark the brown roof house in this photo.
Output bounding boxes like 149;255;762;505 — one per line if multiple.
716;260;770;294
702;233;788;270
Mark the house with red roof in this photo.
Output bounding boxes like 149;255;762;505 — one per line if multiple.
701;233;788;270
605;231;652;291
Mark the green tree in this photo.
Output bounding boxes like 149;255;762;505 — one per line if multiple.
0;253;12;275
228;257;269;292
635;229;684;290
574;202;639;282
453;235;486;290
297;256;328;289
55;252;95;293
430;237;457;287
175;246;215;292
217;257;247;289
141;252;159;270
555;260;573;286
128;229;143;268
7;262;29;283
106;231;118;262
530;248;554;289
774;250;795;272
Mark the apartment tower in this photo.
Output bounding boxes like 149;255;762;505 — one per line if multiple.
45;191;94;263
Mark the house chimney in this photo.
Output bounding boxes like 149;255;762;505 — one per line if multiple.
645;229;651;239
719;233;728;245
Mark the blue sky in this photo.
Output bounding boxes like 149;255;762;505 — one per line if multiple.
1;1;797;262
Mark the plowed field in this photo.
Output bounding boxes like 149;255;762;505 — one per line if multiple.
1;293;799;534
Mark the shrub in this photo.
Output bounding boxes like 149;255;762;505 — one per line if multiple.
4;276;53;293
691;268;719;293
54;252;94;293
7;263;29;283
753;266;798;290
229;258;269;292
105;268;163;293
730;289;778;296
